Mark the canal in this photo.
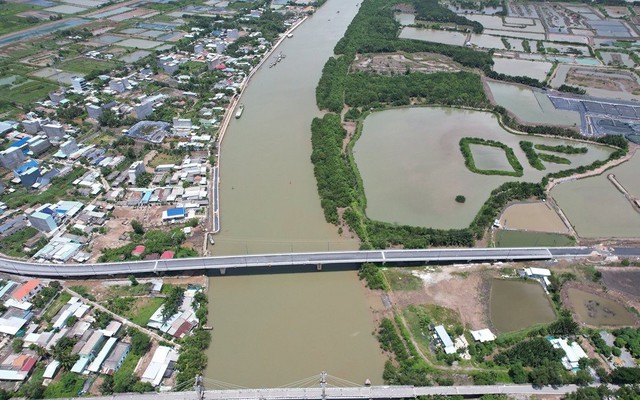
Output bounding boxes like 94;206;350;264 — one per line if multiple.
205;0;385;388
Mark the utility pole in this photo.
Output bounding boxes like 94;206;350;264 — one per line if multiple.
320;371;327;400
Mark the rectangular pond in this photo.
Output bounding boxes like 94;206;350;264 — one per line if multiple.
490;279;556;333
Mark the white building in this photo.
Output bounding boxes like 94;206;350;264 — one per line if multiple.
434;325;456;355
42;123;65;142
59;138;79;157
28;208;58;233
71;76;88;93
470;329;496;343
0;147;26;170
141;346;179;386
128;161;145;185
549;338;588;371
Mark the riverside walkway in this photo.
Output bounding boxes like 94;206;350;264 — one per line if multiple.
0;247;569;278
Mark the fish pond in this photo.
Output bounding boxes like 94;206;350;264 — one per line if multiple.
490;279;556;333
566;288;637;327
353;107;612;229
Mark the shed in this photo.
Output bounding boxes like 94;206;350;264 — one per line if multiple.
132;245;145;257
43;360;60;379
434;325;456;354
470;329;496;343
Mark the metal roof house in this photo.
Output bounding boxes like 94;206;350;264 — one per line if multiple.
434;325;456;355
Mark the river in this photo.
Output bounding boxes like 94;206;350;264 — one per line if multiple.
205;0;385;388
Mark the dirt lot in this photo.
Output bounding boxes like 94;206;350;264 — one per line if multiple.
386;264;492;330
566;67;640;95
601;267;640;297
352;52;461;75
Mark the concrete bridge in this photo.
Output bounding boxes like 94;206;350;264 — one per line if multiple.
61;384;592;400
0;247;592;278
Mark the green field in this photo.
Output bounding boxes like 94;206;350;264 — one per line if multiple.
0;3;45;36
59;57;121;75
495;230;575;247
0;78;58;105
130;297;164;326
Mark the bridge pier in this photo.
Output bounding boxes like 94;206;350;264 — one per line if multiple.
219;268;226;275
316;263;322;271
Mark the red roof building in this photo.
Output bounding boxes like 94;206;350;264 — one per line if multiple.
131;245;145;257
160;251;174;259
12;279;42;302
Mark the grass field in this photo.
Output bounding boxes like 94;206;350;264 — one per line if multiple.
0;78;58;104
42;292;73;322
0;227;39;257
0;3;45;36
495;230;575;247
59;57;121;75
383;268;423;291
43;371;85;398
130;297;164;326
148;152;183;168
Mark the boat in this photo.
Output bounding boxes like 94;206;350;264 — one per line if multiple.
287;33;293;38
202;326;214;331
235;104;244;119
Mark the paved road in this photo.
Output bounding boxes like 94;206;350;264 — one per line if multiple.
58;384;593;400
0;248;559;278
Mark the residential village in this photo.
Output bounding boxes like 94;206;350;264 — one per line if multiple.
0;0;317;264
0;0;317;397
0;275;208;397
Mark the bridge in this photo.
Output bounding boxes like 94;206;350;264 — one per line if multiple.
0;247;606;278
62;384;592;400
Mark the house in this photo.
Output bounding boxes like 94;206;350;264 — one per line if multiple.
523;267;551;279
160;251;174;260
87;337;118;373
132;245;145;257
43;360;61;379
434;325;456;355
12;279;42;302
549;338;588;371
162;207;186;222
101;342;130;375
141;346;179;386
103;321;122;337
470;329;496;343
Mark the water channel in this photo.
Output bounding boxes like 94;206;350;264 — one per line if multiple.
205;0;384;387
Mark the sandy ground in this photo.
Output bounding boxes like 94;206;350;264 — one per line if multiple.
500;201;569;233
386;264;490;330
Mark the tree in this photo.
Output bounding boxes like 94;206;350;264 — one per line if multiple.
100;375;114;395
128;275;139;286
130;330;151;355
508;363;528;384
131;220;145;235
575;369;593;385
455;195;466;203
11;338;23;353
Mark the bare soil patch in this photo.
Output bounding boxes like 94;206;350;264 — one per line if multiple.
500;201;569;233
387;265;490;330
352;52;460;75
566;66;640;94
601;267;640;298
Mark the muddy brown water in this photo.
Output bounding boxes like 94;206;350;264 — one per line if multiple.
490;279;556;333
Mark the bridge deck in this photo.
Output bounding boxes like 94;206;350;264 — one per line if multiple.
0;247;564;277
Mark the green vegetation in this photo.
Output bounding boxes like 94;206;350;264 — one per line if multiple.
358;263;387;290
310;114;357;224
43;372;84;398
148;151;183;168
459;137;524;177
0;3;47;36
161;285;185;321
1;167;87;208
0;77;58;105
345;71;487;109
454;195;466;203
612;327;640;358
0;227;45;257
111;351;153;393
519;141;545;170
537;152;571;165
42;292;72;323
412;0;483;33
558;84;587;95
566;386;640;400
99;228;198;262
534;144;588;154
384;269;423;291
378;317;433;385
494;231;575;248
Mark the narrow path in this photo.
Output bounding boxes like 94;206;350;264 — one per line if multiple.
607;173;640;214
64;287;180;349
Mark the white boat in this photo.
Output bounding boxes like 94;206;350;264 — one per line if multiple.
235;104;244;119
